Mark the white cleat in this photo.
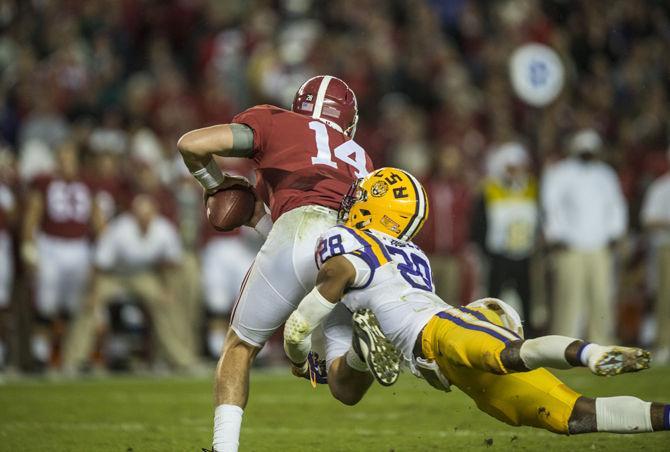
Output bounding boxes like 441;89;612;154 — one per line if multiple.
352;309;401;386
588;345;651;377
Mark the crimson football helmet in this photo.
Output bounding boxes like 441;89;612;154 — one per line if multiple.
292;75;359;139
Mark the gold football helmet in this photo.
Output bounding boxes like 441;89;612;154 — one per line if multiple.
339;167;429;241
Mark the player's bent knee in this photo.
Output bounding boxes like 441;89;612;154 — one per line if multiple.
329;384;364;406
220;329;261;361
500;340;529;372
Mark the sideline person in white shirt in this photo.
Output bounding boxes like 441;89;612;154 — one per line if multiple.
62;194;199;372
640;148;670;363
541;129;627;344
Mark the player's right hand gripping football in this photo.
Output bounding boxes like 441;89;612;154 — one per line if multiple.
204;174;252;197
205;174;265;228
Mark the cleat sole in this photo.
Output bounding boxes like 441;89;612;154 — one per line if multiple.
352;309;401;386
593;347;651;377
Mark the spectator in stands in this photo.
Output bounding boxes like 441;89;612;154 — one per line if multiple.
62;194;199;373
415;144;474;304
21;141;104;368
542;129;627;344
472;142;539;335
640;148;670;364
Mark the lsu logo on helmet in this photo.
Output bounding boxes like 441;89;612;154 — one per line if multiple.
339;167;429;241
370;180;388;197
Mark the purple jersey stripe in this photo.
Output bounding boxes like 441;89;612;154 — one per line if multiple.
336;225;381;267
363;230;392;261
457;306;522;340
436;311;512;344
350;250;377;289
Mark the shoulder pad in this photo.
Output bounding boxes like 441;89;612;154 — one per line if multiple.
315;225;393;270
315;226;366;268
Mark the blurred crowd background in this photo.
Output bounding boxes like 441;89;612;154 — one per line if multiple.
1;0;670;375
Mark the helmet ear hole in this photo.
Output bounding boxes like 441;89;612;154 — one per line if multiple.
355;219;371;229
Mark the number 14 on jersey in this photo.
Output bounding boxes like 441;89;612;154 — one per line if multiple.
309;121;368;177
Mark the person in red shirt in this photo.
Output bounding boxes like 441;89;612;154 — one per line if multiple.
22;141;104;368
178;76;376;452
415;145;475;305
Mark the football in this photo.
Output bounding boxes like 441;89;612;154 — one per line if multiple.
206;186;256;231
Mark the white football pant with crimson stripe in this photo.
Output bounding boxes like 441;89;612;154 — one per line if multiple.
230;205;351;348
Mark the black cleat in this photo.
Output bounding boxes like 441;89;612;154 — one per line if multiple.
352;309;401;386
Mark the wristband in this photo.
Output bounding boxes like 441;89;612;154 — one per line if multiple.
192;158;225;191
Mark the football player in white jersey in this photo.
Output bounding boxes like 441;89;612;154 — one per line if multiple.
284;167;670;435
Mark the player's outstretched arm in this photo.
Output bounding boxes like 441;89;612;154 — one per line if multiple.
283;256;356;366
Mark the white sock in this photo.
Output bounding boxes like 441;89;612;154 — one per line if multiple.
519;336;576;370
578;343;596;366
595;397;653;433
213;404;243;452
345;348;368;372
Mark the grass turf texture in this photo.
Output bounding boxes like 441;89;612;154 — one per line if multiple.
1;366;669;451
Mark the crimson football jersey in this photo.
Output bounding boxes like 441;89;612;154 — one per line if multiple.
31;174;93;238
232;105;373;221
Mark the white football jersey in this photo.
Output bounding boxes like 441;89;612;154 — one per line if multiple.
315;225;450;362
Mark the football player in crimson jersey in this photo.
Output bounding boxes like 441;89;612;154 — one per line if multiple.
22;142;105;368
178;76;383;452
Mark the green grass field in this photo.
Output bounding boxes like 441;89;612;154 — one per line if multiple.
1;366;669;451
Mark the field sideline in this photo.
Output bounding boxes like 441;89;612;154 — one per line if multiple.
1;366;669;451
